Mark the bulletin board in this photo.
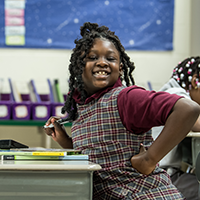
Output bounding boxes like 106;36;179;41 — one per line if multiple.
0;0;174;50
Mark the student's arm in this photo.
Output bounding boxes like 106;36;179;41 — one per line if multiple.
131;98;200;175
44;117;73;149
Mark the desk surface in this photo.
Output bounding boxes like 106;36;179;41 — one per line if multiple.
187;132;200;137
0;160;101;171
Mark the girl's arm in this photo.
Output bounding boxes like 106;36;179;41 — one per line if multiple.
131;98;200;175
44;117;73;149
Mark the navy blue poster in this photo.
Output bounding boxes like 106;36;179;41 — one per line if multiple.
0;0;174;50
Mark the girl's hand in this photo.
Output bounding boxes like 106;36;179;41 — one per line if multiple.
44;116;73;149
130;144;156;175
44;116;61;136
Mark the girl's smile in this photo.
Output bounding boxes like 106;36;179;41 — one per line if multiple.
93;71;110;77
82;38;122;96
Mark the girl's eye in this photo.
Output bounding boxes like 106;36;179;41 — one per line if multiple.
88;56;97;60
107;57;115;61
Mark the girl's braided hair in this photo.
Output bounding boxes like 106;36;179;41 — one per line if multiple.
172;56;200;90
61;22;135;121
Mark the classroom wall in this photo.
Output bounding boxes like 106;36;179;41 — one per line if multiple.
190;0;200;56
0;0;199;148
0;0;196;92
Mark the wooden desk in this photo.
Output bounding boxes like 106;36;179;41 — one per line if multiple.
0;160;101;200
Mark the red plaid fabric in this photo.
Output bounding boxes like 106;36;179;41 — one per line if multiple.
72;86;185;200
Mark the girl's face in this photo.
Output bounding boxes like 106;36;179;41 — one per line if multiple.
82;38;122;96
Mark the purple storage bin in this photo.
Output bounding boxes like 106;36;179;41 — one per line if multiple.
12;94;31;120
31;94;51;121
51;94;68;118
51;102;68;118
0;93;12;120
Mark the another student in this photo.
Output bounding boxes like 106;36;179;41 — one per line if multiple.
44;22;200;200
152;56;200;199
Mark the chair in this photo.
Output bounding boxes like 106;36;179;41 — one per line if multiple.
196;151;200;198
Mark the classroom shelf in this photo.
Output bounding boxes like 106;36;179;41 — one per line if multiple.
0;120;72;127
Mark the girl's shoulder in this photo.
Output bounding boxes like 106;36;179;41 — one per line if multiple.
120;85;147;93
113;85;145;91
109;85;147;100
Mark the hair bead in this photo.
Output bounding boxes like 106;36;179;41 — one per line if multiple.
181;82;186;87
178;67;183;72
180;73;184;79
188;76;192;82
187;68;192;74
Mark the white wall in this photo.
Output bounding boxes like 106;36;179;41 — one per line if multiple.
190;0;200;56
0;0;197;92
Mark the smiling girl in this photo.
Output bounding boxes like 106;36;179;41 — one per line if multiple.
44;22;200;200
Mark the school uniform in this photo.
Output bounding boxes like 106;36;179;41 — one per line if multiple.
72;78;185;200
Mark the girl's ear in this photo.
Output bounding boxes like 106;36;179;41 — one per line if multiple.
119;63;123;76
191;74;198;89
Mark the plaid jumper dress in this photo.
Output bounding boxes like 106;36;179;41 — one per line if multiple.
72;86;185;200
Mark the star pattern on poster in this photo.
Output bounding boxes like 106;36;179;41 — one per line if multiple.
0;0;174;50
